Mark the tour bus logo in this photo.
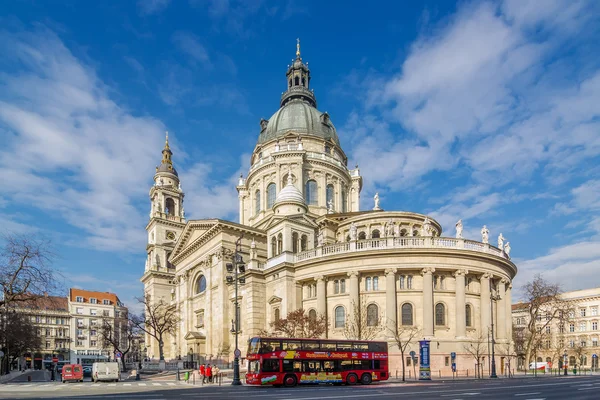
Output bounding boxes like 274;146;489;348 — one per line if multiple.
352;353;358;357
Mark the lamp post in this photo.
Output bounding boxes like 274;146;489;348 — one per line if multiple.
226;234;246;386
490;285;501;379
563;350;568;376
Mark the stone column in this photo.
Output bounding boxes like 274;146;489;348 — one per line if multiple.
348;271;360;318
238;194;244;224
385;269;397;334
496;279;507;341
316;276;327;317
505;283;512;341
454;269;468;338
480;273;491;335
421;267;435;337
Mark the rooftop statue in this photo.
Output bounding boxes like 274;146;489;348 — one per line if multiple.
455;219;463;239
504;241;511;256
498;233;505;250
481;225;489;244
373;193;381;210
350;222;357;241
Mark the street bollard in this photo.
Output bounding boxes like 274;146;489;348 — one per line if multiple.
193;371;195;385
135;370;140;381
176;368;180;381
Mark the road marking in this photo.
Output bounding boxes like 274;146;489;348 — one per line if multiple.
123;383;132;386
441;394;480;397
515;393;541;396
138;383;147;386
108;383;116;386
152;382;162;386
167;382;176;385
578;387;597;391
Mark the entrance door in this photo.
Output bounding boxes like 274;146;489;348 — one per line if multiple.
500;357;505;375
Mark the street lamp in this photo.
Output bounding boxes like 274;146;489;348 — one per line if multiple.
226;234;246;386
490;287;501;379
563;350;568;376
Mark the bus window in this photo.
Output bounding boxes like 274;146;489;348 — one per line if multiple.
321;341;336;350
262;359;280;372
368;342;387;352
337;342;352;351
374;360;381;370
302;340;320;350
260;340;282;353
323;361;335;372
302;361;322;373
353;360;372;370
282;359;294;373
283;340;301;350
248;338;260;354
353;342;369;351
340;360;353;371
248;360;260;373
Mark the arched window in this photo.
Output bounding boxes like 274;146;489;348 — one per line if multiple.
292;232;299;253
372;229;380;239
195;275;207;294
341;189;347;212
346;235;351;242
413;230;419;237
301;77;306;87
274;308;280;322
335;306;345;328
367;304;379;326
289;79;292;87
277;233;283;255
271;237;277;257
407;275;413;289
435;303;446;326
373;277;379;290
255;190;261;214
309;309;317;321
365;277;372;291
399;275;405;289
402;303;413;325
466;304;472;327
165;198;175;216
326;184;334;209
305;180;317;205
267;183;276;209
340;279;345;293
334;280;340;294
301;235;308;251
400;229;407;237
358;231;366;240
295;76;299;86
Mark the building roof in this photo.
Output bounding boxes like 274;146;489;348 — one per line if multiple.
69;288;122;306
274;170;306;207
12;293;69;312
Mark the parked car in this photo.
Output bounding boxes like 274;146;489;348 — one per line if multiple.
83;366;92;377
61;364;84;383
92;362;120;382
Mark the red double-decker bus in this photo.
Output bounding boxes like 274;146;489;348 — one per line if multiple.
245;336;389;387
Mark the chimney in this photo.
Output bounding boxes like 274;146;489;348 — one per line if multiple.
44;292;48;297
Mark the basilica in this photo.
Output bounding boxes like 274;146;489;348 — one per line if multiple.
140;43;517;374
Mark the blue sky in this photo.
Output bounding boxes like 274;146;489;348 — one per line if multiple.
1;0;599;310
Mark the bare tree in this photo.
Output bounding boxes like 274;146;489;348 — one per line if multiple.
131;295;179;361
99;312;138;372
259;309;327;338
0;233;60;308
0;310;41;370
463;333;487;379
521;275;572;366
387;322;420;382
343;299;383;340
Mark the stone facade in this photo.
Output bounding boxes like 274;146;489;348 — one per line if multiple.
141;45;518;375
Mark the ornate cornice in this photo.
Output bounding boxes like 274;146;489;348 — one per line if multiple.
347;271;359;278
385;268;397;276
421;267;436;275
453;269;468;277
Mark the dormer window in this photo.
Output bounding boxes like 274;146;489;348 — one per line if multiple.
103;299;110;305
90;298;97;304
76;296;83;303
321;112;330;124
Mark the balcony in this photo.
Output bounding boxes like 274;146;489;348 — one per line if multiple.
266;236;510;270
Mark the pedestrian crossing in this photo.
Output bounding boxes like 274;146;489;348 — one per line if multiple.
1;381;197;392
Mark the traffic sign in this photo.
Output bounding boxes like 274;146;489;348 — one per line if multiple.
234;348;241;358
52;357;58;363
115;351;122;358
409;351;416;357
593;354;598;358
451;352;456;359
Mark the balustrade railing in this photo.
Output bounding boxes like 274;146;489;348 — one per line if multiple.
289;236;509;267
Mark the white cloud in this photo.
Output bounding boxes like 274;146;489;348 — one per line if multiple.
138;0;171;16
172;31;211;64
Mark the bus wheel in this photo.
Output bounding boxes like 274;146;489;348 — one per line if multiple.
283;374;297;387
346;373;358;385
360;373;372;385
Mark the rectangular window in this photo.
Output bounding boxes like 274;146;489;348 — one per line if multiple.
340;279;345;293
581;341;587;347
45;341;50;349
399;276;405;289
116;311;120;318
365;277;372;291
580;322;587;332
545;326;551;334
103;310;110;317
91;340;97;347
373;277;379;291
76;307;83;315
593;338;598;347
445;357;450;367
90;329;97;336
559;324;565;334
196;311;204;328
76;296;83;302
593;322;598;331
76;340;83;347
103;299;110;305
581;308;587;317
77;318;84;326
90;309;97;316
407;276;413;289
90;319;97;326
570;323;575;332
592;306;598;316
77;329;83;336
570;340;575;348
90;298;97;304
406;357;411;366
334;280;340;294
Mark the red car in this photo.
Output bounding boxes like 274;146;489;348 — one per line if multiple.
62;364;84;383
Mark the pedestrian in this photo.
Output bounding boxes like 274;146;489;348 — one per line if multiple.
206;364;212;383
213;365;220;384
199;363;206;384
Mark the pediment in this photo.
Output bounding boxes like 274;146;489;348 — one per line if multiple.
184;331;206;340
268;295;282;305
264;214;318;231
172;219;221;259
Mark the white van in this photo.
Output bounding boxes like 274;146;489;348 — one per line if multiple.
92;362;120;382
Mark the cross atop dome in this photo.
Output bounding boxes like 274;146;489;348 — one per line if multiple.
296;38;301;59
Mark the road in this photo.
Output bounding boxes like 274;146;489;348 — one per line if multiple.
1;375;599;399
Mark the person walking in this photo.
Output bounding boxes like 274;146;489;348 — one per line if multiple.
206;364;212;383
213;365;220;384
199;363;206;384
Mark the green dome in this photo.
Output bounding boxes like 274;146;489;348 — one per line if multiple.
257;99;340;146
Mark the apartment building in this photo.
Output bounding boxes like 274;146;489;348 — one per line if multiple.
12;294;71;370
68;289;128;365
512;287;600;370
